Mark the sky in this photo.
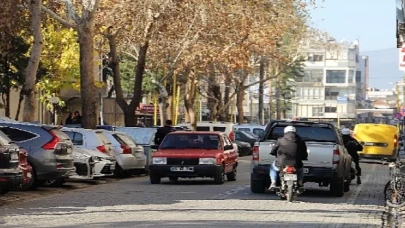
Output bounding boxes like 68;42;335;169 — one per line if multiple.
310;0;395;51
310;0;403;89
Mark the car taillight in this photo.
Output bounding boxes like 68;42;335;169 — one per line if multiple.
252;146;259;161
97;145;107;153
42;131;60;150
284;166;295;173
229;131;235;142
19;149;28;165
121;144;131;154
333;149;339;165
394;134;398;148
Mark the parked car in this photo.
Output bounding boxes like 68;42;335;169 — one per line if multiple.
0;131;23;194
100;130;147;175
234;124;266;139
149;131;238;184
0;121;76;189
234;140;252;156
235;130;259;147
70;147;115;180
62;128;146;176
18;148;33;190
115;127;157;171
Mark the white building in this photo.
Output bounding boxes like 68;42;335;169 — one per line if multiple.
294;40;368;126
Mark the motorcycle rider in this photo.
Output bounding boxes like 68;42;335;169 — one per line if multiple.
269;126;308;191
341;128;363;184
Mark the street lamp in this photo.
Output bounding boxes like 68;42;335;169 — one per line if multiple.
50;96;59;125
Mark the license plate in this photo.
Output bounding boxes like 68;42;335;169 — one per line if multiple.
10;153;18;160
170;166;194;172
283;174;297;181
304;168;309;174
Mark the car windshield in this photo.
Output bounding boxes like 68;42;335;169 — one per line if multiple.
268;125;337;143
160;134;220;149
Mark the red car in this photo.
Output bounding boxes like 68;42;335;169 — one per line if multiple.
149;131;238;184
18;148;33;190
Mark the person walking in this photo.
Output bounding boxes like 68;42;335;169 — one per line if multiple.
154;120;174;145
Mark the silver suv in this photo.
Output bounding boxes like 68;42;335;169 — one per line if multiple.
0;122;75;189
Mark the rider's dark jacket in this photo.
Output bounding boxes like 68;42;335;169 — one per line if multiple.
270;132;308;169
342;135;363;158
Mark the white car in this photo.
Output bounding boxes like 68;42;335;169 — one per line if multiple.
70;147;116;180
100;130;147;175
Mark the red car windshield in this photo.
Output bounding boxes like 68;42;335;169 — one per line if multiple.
160;134;220;150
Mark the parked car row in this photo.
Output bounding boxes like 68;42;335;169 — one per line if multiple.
0;117;147;196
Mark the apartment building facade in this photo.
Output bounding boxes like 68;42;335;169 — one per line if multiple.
294;40;368;126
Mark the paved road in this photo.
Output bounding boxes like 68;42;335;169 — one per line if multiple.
0;157;390;228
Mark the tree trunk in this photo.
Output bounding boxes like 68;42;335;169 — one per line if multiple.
184;71;197;129
15;88;24;121
127;43;149;127
107;32;130;126
258;57;265;125
22;0;43;123
159;96;167;126
236;84;245;124
275;62;281;120
166;95;172;121
5;90;10;118
223;74;231;121
77;25;97;128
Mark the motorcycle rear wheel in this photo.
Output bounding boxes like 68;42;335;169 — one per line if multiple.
286;184;294;202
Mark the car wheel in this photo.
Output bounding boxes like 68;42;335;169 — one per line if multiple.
43;178;66;187
214;166;225;185
330;178;345;197
114;164;125;178
344;180;350;192
150;173;161;184
250;176;266;193
169;177;178;182
227;168;237;181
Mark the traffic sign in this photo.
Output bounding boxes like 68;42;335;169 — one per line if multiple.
395;112;402;119
401;105;405;116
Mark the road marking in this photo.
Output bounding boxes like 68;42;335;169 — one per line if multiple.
347;163;375;205
211;185;249;199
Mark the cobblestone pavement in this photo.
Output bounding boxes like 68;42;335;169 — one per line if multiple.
0;157;390;228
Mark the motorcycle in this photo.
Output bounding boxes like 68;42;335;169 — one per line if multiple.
276;166;300;202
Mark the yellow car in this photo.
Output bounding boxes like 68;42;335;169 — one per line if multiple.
353;123;399;162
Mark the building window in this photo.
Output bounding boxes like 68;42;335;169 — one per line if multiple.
307;54;324;62
312;107;324;116
297;87;323;99
302;70;323;82
325;89;339;100
325;107;337;113
348;70;354;83
356;71;361;83
313;55;323;61
326;70;346;83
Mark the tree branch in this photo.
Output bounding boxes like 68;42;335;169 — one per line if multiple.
41;5;75;28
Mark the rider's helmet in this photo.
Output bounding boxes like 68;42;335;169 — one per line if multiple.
284;126;296;133
341;128;351;135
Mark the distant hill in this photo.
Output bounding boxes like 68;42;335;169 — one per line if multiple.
361;48;403;89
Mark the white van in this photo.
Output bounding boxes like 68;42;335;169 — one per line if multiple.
176;121;235;141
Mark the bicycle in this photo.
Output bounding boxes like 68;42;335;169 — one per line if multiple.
384;159;405;208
